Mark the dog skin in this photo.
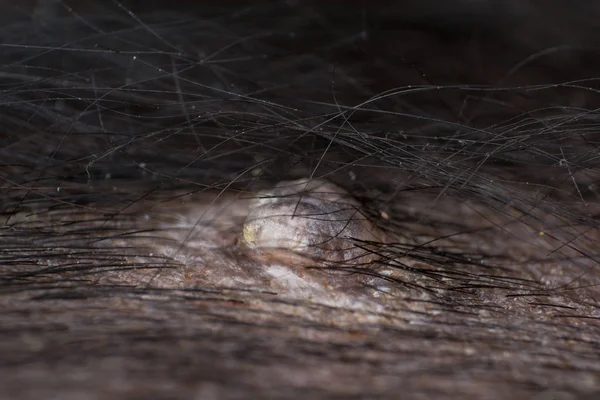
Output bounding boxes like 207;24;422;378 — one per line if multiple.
1;1;600;399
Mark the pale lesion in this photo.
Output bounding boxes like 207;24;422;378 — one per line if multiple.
238;178;388;266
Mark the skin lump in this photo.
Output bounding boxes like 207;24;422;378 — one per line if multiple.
238;179;388;266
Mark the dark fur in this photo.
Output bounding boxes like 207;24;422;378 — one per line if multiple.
1;1;600;399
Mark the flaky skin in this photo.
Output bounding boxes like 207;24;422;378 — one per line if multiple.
1;1;600;399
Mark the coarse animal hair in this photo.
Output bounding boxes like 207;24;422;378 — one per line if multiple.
1;1;600;399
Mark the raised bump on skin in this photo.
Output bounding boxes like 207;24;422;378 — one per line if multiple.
240;178;386;265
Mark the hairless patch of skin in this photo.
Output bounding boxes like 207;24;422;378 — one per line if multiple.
239;179;388;266
120;179;399;303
